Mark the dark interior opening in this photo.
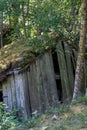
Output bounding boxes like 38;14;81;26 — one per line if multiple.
52;51;63;103
56;80;63;103
0;91;3;102
52;51;60;74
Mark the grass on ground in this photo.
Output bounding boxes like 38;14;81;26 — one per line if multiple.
15;96;87;130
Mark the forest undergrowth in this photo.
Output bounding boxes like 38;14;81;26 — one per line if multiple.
0;96;87;130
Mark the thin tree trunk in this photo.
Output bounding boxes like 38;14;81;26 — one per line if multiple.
26;0;30;37
72;0;87;101
0;11;3;48
22;3;27;39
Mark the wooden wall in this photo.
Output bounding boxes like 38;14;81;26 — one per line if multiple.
27;52;59;113
56;42;74;101
2;73;31;120
1;42;78;119
2;51;59;119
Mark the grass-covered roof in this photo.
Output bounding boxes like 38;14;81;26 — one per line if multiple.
0;39;37;73
0;37;86;79
0;36;55;74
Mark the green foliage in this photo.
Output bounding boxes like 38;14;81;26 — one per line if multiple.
30;0;81;42
48;105;70;115
0;98;87;130
22;97;87;129
71;96;87;105
0;103;19;130
25;116;42;128
0;0;81;48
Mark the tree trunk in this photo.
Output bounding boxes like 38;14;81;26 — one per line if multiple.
72;0;87;101
22;3;27;39
0;11;3;48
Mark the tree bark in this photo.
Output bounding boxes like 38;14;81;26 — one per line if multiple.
0;11;3;48
72;0;87;101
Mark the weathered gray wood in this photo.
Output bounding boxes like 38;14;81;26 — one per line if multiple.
21;74;28;119
14;73;22;116
14;72;30;119
21;72;31;119
42;52;59;108
35;58;42;112
9;75;16;109
40;55;50;110
36;57;46;112
56;42;70;101
3;75;17;111
2;80;8;109
1;44;79;118
27;69;32;113
64;43;74;98
28;63;40;113
6;76;13;109
27;52;59;114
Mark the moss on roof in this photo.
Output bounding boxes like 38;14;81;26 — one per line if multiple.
0;37;84;74
0;39;37;72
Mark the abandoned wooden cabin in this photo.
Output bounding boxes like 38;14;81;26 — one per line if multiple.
0;41;86;120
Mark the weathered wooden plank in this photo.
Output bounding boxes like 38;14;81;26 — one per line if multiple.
56;42;70;101
42;52;59;108
33;63;40;111
21;72;31;119
9;75;16;109
29;64;35;113
36;57;45;112
6;76;13;109
27;52;59;113
2;81;8;109
41;55;50;110
28;63;40;113
64;43;74;98
20;73;27;119
14;72;30;119
14;73;22;116
49;51;59;106
27;69;32;114
18;73;28;119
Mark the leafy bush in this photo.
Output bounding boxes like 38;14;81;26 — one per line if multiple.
71;96;87;105
0;103;19;130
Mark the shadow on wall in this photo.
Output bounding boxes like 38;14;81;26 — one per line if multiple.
0;90;3;102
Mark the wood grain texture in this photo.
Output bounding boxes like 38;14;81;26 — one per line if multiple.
56;42;70;101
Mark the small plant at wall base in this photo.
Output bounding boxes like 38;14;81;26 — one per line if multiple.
0;103;19;130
